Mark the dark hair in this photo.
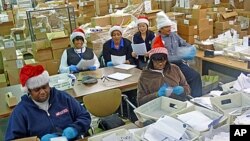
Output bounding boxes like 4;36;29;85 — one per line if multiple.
73;36;84;42
147;53;171;70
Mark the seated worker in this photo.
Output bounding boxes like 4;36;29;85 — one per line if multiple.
103;25;134;66
154;11;202;97
132;16;155;70
5;65;91;141
59;28;100;73
137;35;191;106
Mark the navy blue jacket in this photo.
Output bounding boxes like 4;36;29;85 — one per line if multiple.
5;87;91;140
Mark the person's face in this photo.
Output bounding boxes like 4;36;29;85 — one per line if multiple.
73;38;84;49
111;30;122;43
138;23;148;34
29;83;50;102
159;26;171;35
152;58;167;70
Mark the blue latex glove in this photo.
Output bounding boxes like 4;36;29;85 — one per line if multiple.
62;127;78;140
173;86;184;95
41;133;58;141
69;65;79;73
157;83;168;97
107;61;113;67
182;46;196;60
88;65;96;71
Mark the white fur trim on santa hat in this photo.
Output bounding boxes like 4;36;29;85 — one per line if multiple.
109;26;123;36
137;18;149;26
70;32;85;42
26;71;49;89
156;11;173;30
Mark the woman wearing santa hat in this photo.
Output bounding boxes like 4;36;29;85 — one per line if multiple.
5;65;91;141
137;35;191;106
132;16;155;70
102;25;134;66
59;28;100;73
154;11;202;98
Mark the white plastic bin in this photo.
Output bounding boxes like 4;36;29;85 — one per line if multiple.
210;92;250;124
172;105;227;133
134;126;199;141
134;97;188;122
88;129;136;141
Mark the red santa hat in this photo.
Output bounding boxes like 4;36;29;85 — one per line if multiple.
70;28;85;42
156;11;173;30
109;25;123;36
137;16;149;26
149;35;168;58
20;65;49;90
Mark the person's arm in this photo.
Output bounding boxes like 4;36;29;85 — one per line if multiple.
102;42;111;65
137;78;158;106
59;50;70;73
175;32;191;47
5;108;27;140
67;95;91;135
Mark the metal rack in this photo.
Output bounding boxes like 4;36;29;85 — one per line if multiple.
26;5;76;41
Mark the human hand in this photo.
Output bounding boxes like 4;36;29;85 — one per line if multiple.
69;65;79;73
62;127;78;140
144;52;149;57
132;52;137;58
107;61;113;67
41;133;58;141
158;83;168;97
173;86;184;95
182;46;196;60
125;60;130;64
88;65;96;71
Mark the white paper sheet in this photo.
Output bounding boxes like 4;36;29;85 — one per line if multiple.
144;116;187;141
191;97;213;110
177;111;213;132
131;43;147;56
102;133;118;141
111;55;126;65
114;64;136;70
76;59;95;70
107;72;132;80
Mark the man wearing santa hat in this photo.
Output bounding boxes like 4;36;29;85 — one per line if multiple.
103;25;134;66
59;27;100;73
137;35;190;106
5;65;91;141
154;11;202;97
132;16;155;70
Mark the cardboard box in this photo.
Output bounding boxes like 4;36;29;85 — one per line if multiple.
218;11;238;22
206;12;217;22
3;59;24;71
189;18;209;30
239;30;248;39
52;48;66;60
111;14;131;25
0;73;8;88
244;0;250;11
229;24;241;33
32;39;51;51
47;32;70;50
177;24;197;36
12;29;26;41
215;21;230;30
91;15;111;27
7;69;21;85
33;48;53;61
0;21;14;36
1;47;17;61
43;59;60;75
24;59;47;69
198;28;213;40
179;34;196;44
192;9;207;19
